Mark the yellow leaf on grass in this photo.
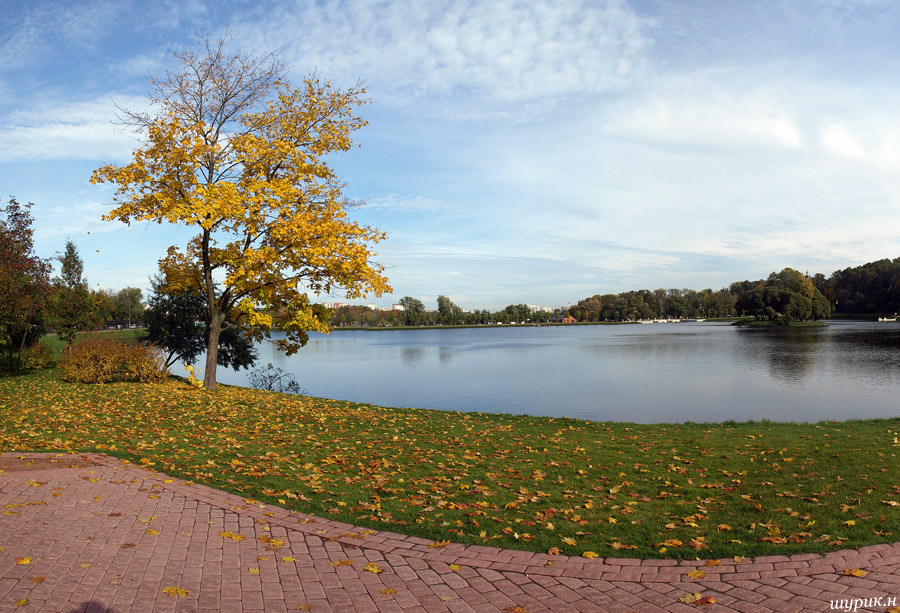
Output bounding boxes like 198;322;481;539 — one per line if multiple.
429;540;451;549
562;537;577;546
162;586;189;597
582;551;599;559
364;562;382;574
547;547;560;555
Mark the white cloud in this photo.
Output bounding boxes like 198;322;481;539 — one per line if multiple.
820;123;866;159
0;96;146;162
241;0;652;111
604;77;803;150
366;193;460;213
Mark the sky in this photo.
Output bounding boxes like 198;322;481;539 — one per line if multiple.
2;0;900;311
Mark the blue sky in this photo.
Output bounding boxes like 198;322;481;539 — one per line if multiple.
2;0;900;311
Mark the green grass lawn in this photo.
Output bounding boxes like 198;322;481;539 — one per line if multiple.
41;328;143;358
2;364;900;560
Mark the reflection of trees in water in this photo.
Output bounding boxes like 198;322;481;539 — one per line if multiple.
399;346;456;365
439;346;454;365
739;327;823;385
400;347;425;365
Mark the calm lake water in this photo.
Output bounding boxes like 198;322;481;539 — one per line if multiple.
209;321;900;424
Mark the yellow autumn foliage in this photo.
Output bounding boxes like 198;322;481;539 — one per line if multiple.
91;35;390;389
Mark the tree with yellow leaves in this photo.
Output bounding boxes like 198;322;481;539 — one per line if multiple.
92;34;390;389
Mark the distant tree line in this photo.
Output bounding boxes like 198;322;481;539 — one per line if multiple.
818;258;900;315
330;296;559;327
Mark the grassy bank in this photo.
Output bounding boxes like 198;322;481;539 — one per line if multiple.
2;367;899;560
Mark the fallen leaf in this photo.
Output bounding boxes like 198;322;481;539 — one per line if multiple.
363;562;382;574
429;540;451;549
31;576;45;584
380;588;397;594
281;556;296;562
15;557;31;565
248;567;260;575
162;586;189;597
688;569;705;579
330;559;354;567
449;563;461;571
582;551;599;559
844;568;868;577
15;598;28;608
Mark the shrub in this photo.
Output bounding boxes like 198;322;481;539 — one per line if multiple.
58;335;168;384
19;341;54;370
58;336;121;383
248;363;304;395
121;343;168;383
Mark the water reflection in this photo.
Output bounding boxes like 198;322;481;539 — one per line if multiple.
212;322;900;424
734;327;822;385
439;346;455;365
400;346;425;365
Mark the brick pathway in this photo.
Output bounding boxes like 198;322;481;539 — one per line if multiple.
2;453;899;612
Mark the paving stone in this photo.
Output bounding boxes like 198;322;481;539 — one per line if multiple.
5;452;900;612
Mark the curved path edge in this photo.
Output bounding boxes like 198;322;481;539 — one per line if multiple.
1;452;898;612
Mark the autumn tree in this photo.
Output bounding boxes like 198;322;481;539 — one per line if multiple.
0;198;52;372
91;35;390;389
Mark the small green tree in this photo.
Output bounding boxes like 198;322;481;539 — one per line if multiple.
50;239;100;345
142;274;257;370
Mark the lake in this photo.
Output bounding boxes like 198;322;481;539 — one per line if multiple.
209;320;900;424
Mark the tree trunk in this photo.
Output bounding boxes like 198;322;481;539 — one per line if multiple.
203;313;223;390
201;229;221;390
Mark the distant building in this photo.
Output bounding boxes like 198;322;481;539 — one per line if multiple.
392;304;405;311
551;316;577;323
